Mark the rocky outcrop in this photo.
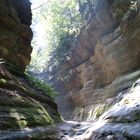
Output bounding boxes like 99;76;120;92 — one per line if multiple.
0;61;60;128
45;0;140;120
0;1;61;139
0;0;33;72
0;60;61;139
53;81;140;140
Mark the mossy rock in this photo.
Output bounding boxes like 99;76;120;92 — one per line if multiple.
0;63;61;131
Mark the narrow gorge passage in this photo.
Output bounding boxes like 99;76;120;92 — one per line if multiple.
0;0;140;140
29;0;140;139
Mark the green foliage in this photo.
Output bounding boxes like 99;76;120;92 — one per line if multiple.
26;73;57;99
52;32;74;63
30;0;82;71
30;0;96;71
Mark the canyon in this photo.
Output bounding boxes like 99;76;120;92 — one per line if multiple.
0;0;140;140
46;0;140;121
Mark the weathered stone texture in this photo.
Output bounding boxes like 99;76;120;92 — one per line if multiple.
0;1;61;139
47;0;140;120
0;0;33;72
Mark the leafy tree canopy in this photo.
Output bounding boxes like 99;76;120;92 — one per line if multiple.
29;0;94;72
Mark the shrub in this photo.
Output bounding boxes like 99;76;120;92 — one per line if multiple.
25;73;57;99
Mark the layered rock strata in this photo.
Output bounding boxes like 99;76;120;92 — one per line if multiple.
0;0;33;72
46;0;140;120
0;0;61;139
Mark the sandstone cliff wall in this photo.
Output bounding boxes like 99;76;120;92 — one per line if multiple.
46;0;140;120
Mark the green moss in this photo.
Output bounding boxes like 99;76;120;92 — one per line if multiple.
0;78;7;84
0;64;61;130
0;76;56;128
92;104;110;119
0;106;54;130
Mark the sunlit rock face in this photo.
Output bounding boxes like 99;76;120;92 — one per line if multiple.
0;0;33;72
46;0;140;120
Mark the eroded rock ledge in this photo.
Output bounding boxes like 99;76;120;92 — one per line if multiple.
45;0;140;120
0;60;61;139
